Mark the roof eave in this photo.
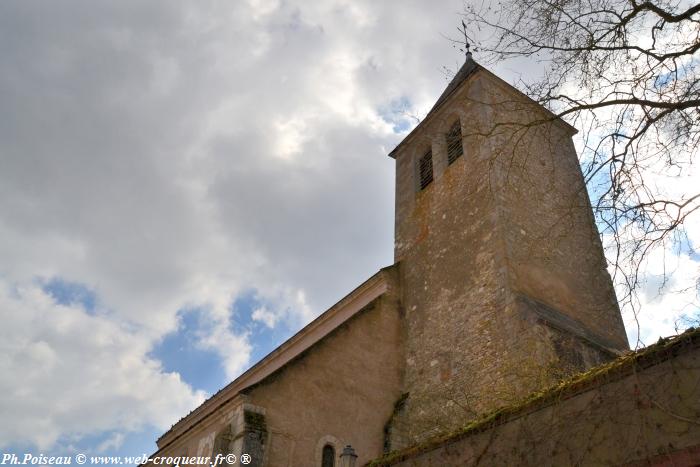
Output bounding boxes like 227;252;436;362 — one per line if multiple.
155;265;394;448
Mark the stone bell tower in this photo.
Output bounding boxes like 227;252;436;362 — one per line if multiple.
387;55;629;447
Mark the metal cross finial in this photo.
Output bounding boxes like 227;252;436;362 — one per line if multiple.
460;20;471;59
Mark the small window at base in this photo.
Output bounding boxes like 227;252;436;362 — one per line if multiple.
419;150;434;190
321;444;335;467
446;120;463;164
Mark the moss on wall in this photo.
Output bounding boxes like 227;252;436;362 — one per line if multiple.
369;327;700;466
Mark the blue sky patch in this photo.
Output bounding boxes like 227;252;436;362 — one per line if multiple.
151;291;302;397
378;96;418;134
149;308;226;394
41;278;97;313
230;290;296;371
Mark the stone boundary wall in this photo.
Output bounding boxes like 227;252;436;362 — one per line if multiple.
369;328;700;467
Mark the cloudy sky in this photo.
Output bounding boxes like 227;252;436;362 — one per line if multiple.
0;0;697;461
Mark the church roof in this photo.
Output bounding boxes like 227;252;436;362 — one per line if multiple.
155;266;394;450
388;55;480;159
427;54;479;119
388;54;577;159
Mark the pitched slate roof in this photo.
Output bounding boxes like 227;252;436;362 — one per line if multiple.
388;55;480;159
427;54;479;118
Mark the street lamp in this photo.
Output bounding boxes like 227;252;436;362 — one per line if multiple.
339;445;357;467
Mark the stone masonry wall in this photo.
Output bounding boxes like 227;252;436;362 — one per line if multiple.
389;68;629;448
242;267;405;467
371;329;700;467
480;74;628;354
151;267;404;466
391;73;512;447
478;73;629;396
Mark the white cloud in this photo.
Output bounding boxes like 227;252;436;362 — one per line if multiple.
620;239;700;347
4;0;693;454
250;289;314;331
0;280;206;449
252;306;278;328
97;433;126;453
0;0;467;450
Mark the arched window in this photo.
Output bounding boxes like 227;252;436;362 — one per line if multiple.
321;444;335;467
446;120;463;164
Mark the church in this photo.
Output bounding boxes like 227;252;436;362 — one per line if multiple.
146;52;700;466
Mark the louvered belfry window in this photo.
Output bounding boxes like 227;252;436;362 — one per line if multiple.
418;149;434;190
446;120;463;164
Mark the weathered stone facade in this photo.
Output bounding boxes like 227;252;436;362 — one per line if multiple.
152;267;405;466
142;56;696;467
369;329;700;467
388;60;628;448
239;269;404;466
